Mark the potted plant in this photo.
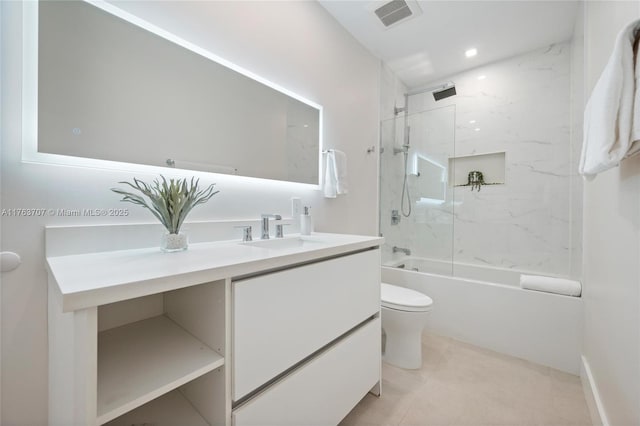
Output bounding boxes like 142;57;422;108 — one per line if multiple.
112;176;219;251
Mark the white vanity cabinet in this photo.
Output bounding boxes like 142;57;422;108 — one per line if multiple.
232;318;380;426
46;230;382;426
231;248;382;426
232;250;380;401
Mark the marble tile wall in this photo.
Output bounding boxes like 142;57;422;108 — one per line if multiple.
570;11;584;281
380;42;579;278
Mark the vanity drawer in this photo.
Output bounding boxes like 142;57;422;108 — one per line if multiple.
232;317;380;426
232;249;380;400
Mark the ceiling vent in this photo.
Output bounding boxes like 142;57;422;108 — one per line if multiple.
372;0;422;29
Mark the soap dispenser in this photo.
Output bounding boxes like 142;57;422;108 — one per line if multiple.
300;206;313;235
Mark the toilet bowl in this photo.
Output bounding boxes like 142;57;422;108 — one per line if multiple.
381;283;433;369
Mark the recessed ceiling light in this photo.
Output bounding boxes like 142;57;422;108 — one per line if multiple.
474;128;481;132
465;48;477;58
477;75;486;80
469;120;476;124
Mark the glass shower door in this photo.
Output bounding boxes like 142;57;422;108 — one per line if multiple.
379;105;456;275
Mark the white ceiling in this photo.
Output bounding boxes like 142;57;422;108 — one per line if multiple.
318;1;580;89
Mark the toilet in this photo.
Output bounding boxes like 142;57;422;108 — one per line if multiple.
381;283;433;369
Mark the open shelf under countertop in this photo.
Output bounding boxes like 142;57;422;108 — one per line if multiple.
97;315;224;425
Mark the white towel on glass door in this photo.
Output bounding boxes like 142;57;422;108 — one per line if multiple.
579;19;640;179
323;150;348;198
520;274;582;297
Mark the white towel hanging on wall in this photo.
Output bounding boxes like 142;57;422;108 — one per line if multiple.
323;149;348;198
579;18;640;179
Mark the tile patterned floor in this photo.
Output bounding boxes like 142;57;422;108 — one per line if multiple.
341;333;592;426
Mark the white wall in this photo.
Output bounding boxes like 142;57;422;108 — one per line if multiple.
0;1;380;424
582;2;640;425
380;62;407;123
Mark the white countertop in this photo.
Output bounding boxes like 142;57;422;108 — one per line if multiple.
47;233;383;312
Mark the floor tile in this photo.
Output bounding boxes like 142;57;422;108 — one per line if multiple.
340;333;592;426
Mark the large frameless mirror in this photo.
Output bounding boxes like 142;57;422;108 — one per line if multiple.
33;1;322;185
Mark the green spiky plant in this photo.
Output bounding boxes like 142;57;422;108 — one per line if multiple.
111;176;219;234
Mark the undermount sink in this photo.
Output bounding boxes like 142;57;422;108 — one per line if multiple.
241;237;324;250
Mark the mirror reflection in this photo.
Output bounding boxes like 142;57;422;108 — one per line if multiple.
37;1;321;184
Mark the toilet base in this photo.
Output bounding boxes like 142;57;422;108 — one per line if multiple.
382;328;423;369
381;306;429;370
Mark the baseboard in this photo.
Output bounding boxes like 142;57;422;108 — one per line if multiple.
581;355;608;426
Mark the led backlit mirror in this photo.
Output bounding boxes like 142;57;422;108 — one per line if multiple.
35;1;322;184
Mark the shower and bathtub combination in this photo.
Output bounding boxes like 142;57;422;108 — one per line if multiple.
379;49;584;375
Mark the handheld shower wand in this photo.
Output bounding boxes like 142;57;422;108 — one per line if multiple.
393;93;412;218
400;126;412;217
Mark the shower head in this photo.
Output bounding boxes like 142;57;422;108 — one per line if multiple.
433;84;456;101
406;81;456;101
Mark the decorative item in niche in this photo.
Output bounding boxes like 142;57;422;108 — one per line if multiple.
112;176;219;252
455;170;503;191
467;171;485;191
449;152;506;191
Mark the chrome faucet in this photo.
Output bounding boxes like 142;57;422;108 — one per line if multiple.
275;222;289;238
261;214;282;239
392;246;411;256
234;225;253;242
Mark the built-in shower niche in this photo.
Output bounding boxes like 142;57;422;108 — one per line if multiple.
449;151;506;190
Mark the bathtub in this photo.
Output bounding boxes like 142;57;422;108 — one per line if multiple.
382;257;583;374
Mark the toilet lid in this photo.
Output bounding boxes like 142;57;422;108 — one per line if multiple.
381;283;433;312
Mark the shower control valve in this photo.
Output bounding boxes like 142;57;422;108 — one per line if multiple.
391;209;401;225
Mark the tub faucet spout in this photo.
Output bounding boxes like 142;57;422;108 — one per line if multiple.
392;246;411;256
